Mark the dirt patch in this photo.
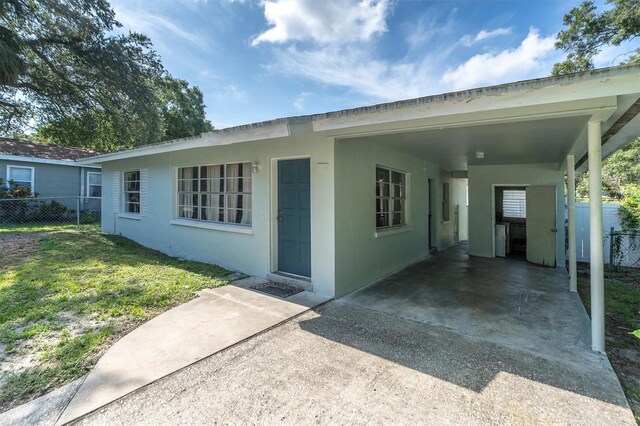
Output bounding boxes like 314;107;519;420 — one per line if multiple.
0;233;46;268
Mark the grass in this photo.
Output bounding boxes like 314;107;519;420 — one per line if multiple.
577;267;640;423
0;223;95;234
0;225;230;411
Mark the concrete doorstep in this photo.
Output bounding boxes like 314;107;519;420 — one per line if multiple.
0;277;329;426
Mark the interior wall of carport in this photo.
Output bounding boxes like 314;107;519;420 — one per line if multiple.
333;138;465;298
467;163;566;266
99;134;336;297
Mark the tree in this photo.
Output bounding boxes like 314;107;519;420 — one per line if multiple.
576;138;640;199
552;0;640;76
34;77;213;151
1;0;213;151
157;77;213;142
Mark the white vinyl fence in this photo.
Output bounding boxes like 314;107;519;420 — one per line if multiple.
575;202;639;267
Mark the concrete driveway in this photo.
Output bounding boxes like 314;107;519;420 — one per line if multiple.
77;301;635;425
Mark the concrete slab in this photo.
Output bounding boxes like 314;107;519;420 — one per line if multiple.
56;279;330;425
342;243;601;365
0;378;83;426
75;302;635;425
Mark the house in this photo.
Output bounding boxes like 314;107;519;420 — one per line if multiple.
0;138;102;212
79;64;640;353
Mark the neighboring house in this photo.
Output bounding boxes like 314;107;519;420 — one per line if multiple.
80;64;640;351
0;138;102;212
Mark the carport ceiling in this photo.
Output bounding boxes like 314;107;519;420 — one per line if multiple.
360;115;589;171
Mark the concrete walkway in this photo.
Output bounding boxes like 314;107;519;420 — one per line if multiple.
56;278;330;425
74;302;636;425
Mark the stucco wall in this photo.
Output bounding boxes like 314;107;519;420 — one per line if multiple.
467;163;566;266
333;139;464;298
100;135;336;297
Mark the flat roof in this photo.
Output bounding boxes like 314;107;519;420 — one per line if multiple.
81;63;640;164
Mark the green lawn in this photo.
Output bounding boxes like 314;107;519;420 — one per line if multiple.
577;269;640;423
0;226;230;411
0;223;93;234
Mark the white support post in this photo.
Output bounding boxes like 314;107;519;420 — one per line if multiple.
567;154;577;292
587;120;605;353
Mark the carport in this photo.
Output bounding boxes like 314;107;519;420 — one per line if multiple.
331;64;640;353
342;243;595;362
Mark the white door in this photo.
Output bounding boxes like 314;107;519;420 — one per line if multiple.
526;186;557;267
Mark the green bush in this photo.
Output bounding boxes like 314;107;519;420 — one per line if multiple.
619;184;640;231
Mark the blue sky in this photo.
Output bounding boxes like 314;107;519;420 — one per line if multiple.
110;0;635;129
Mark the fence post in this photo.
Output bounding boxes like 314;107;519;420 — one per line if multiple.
76;197;80;228
609;227;615;267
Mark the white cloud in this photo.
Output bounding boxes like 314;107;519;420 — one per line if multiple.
460;27;512;47
441;28;556;90
252;0;391;45
113;5;209;49
269;46;438;101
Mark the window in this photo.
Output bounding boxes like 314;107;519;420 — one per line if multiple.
177;163;252;226
87;172;102;198
442;182;450;222
6;165;34;194
376;166;406;229
503;189;526;218
123;170;140;213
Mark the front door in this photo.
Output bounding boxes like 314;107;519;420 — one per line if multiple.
278;159;311;277
526;186;557;267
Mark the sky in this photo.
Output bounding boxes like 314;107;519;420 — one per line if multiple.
109;0;636;129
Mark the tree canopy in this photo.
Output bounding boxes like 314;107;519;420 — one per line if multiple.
0;0;212;151
552;0;640;75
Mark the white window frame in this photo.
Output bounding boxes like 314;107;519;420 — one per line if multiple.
86;171;102;198
6;165;35;194
122;170;141;214
375;165;408;230
175;162;253;227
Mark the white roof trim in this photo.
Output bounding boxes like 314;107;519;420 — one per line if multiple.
78;64;640;165
0;154;101;168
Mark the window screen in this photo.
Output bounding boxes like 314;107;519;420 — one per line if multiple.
503;190;526;218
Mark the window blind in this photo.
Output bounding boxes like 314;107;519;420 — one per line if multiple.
503;190;526;218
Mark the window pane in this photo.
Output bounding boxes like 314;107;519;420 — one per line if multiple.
125;202;140;213
9;167;32;182
10;180;31;189
89;186;102;197
376;183;389;197
376;167;390;183
226;194;251;210
201;178;224;192
376;198;389;213
88;173;101;185
200;207;224;222
376;213;389;227
393;199;404;213
392;184;405;199
391;171;404;185
392;212;405;226
124;171;140;181
178;205;197;219
226;178;251;193
126;181;140;191
227;209;252;225
178;180;198;191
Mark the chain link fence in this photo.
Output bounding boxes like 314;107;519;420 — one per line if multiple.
0;196;101;226
608;227;640;268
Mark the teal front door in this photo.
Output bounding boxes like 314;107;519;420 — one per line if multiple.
278;159;311;277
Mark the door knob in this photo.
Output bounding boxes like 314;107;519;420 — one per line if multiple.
550;228;557;233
